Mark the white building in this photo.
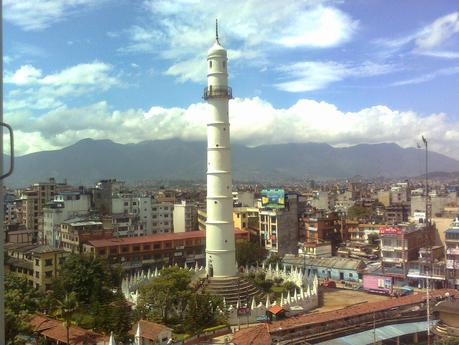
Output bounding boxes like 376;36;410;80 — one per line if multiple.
173;200;198;233
151;202;173;234
112;194;152;234
43;192;91;247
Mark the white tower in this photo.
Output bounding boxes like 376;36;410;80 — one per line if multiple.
204;21;237;278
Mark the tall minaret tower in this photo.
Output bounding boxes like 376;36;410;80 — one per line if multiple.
204;21;237;278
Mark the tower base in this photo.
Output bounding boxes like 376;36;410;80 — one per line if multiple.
202;275;264;307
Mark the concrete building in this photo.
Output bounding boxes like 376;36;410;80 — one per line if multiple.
151;202;173;234
83;230;248;272
173;200;198;232
43;192;91;247
232;191;255;207
198;208;207;231
304;213;341;253
112;194;152;234
5;243;68;290
233;207;258;231
310;191;335;211
384;204;410;224
129;320;173;345
380;223;434;281
92;179;125;215
377;190;391;207
20;178;61;233
259;193;300;257
59;217;111;253
445;217;459;288
390;183;409;205
299;241;332;258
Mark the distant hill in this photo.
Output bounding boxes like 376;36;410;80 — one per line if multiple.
4;138;459;187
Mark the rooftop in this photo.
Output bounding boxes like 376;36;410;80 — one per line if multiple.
30;314;107;345
269;289;459;333
87;229;247;248
232;324;271;345
128;320;172;340
284;255;365;271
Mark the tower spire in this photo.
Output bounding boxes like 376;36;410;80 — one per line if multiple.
216;18;219;43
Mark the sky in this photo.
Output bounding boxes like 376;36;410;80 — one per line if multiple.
3;0;459;159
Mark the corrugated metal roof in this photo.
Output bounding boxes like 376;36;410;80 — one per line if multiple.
283;255;364;271
316;320;437;345
445;228;459;234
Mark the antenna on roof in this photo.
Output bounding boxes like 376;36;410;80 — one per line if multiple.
216;18;220;43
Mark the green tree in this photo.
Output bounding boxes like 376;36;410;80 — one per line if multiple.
50;254;130;340
235;241;268;267
56;293;78;345
434;337;459;345
137;266;192;325
5;275;44;345
265;254;282;268
184;293;226;336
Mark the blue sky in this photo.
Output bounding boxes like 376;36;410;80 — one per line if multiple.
3;0;459;159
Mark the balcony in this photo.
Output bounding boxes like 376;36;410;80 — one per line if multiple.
203;86;232;100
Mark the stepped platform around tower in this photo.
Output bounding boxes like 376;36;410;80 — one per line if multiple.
200;276;264;307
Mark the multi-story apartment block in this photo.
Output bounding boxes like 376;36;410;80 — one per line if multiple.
43;192;91;247
390;183;409;205
233;207;259;230
384;204;410;225
232;191;255;207
59;217;111;253
5;243;68;290
92;179;125;215
111;213;145;238
151;202;173;234
259;193;299;257
112;194;152;233
380;223;434;281
445;217;459;289
304;213;341;254
310;191;335;211
173;200;198;232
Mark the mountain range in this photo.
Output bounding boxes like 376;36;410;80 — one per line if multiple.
4;138;459;187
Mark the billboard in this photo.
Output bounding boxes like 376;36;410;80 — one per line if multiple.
261;189;285;209
379;226;401;235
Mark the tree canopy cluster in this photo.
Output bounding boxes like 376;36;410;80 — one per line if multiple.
137;266;226;335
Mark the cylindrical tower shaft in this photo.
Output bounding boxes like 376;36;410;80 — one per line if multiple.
204;33;237;278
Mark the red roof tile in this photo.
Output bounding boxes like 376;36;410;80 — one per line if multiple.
268;305;285;315
269;289;459;333
87;229;248;248
233;324;271;345
30;314;108;345
128;320;172;341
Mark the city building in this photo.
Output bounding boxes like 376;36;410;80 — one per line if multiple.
5;243;68;290
19;178;64;233
310;191;335;211
259;192;300;257
43;191;91;247
298;241;332;258
232;191;255;207
432;298;459;338
233;207;259;231
112;194;152;233
304;213;341;253
92;179;125;215
197;208;207;231
83;230;248;272
173;200;198;232
380;223;434;281
59;217;111;253
384;204;410;224
151;202;173;234
445;217;459;288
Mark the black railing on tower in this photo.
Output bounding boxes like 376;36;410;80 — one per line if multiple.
203;86;233;100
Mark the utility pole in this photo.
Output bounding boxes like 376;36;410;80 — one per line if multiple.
427;271;430;345
422;136;431;345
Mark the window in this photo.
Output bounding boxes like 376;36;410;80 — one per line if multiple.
209;61;212;68
143;244;151;250
35;259;40;266
35;271;40;278
45;271;53;278
133;245;140;252
110;247;118;255
222;61;226;68
121;246;129;253
154;243;161;249
45;259;53;266
98;249;106;255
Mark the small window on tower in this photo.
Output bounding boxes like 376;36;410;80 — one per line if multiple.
209;61;212;68
223;61;226;68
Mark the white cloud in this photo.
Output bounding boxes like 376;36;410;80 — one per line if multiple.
416;12;459;50
6;97;459;160
3;0;105;31
376;12;459;59
391;66;459;86
274;61;396;92
120;0;357;82
4;62;120;111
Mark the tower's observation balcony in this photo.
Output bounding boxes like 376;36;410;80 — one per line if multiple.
203;86;232;100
